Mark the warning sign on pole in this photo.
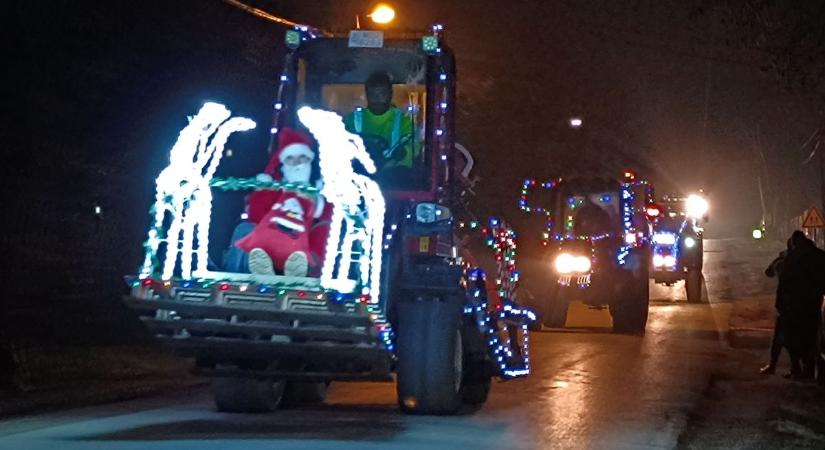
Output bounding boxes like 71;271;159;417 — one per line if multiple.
802;207;825;228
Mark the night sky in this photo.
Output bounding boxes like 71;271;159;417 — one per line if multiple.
5;1;824;340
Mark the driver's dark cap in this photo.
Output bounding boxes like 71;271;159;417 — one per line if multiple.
366;72;392;89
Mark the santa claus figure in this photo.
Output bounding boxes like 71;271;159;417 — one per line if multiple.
234;128;330;277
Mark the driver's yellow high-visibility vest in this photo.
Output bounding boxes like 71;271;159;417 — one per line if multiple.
346;107;416;168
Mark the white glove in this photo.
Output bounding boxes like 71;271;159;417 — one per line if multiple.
256;173;274;183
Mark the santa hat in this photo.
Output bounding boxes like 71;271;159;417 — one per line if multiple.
264;128;314;177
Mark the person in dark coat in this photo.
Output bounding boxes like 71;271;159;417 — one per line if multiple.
778;230;825;378
761;238;793;374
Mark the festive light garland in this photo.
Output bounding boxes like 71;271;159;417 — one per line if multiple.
210;177;320;194
458;217;533;378
459;217;520;301
464;269;533;379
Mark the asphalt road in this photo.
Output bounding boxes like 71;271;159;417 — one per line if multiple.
0;238;783;450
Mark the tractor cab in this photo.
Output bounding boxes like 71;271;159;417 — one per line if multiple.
274;26;456;201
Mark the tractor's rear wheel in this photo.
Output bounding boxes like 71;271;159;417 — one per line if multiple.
542;283;569;329
212;376;286;413
685;269;702;303
396;299;463;415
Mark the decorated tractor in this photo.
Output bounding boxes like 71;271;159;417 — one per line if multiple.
647;193;708;303
519;171;654;333
124;21;532;415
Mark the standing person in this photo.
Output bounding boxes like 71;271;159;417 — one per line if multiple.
760;238;793;374
779;230;825;379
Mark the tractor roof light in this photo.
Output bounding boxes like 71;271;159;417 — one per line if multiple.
285;29;302;49
421;35;439;54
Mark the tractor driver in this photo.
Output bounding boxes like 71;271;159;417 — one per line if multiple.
574;195;614;238
344;72;419;182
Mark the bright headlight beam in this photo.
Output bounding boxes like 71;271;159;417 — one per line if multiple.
685;194;709;219
573;256;591;273
555;253;575;274
653;254;664;267
555;253;591;274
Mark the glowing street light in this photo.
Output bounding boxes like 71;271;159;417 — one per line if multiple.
369;4;396;25
569;117;583;128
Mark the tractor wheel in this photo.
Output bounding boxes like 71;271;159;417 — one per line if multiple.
612;255;650;334
212;377;286;413
461;378;491;406
396;299;463;415
283;381;329;406
685;269;703;303
541;283;569;329
460;342;491;406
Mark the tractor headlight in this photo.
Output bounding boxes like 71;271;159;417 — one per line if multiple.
653;232;677;245
653;254;677;267
555;253;591;274
683;236;697;248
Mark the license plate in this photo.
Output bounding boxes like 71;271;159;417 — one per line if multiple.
419;237;430;253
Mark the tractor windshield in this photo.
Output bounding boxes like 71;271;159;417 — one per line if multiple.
295;39;430;192
561;192;621;237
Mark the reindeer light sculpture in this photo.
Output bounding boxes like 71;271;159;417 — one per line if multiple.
298;106;386;300
140;103;255;280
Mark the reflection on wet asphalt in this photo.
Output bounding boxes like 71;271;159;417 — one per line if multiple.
0;239;780;450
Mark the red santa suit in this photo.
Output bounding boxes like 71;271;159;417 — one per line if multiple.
235;129;327;276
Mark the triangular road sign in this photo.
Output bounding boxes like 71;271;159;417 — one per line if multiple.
802;207;825;228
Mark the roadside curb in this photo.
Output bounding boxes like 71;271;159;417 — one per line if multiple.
0;378;206;419
727;296;775;349
728;326;772;349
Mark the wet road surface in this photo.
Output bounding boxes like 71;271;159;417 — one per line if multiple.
0;239;782;450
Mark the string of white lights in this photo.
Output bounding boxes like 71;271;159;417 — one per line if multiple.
297;106;385;298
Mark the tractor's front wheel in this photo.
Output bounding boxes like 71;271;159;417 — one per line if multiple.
611;254;650;334
396;299;463;415
283;381;329;406
212;376;286;413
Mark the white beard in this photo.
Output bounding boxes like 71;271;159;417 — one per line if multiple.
281;163;312;184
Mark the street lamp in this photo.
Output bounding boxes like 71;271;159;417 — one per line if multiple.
369;4;396;25
569;117;583;129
